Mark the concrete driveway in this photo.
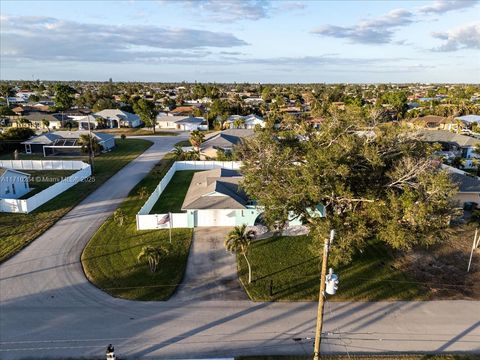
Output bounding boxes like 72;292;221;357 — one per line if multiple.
171;227;248;301
1;135;479;359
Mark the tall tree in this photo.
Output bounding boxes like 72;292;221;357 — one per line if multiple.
53;84;75;111
0;84;15;107
224;224;256;284
133;99;157;134
238;115;460;265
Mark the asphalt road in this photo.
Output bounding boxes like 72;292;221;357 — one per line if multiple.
1;135;479;359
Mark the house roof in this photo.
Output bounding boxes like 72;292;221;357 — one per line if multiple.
411;115;448;125
171;106;194;114
450;172;480;193
156;115;204;124
94;109;140;123
23;112;63;122
0;167;30;178
182;169;249;210
201;129;254;151
456;115;480;123
418;130;480;147
22;131;114;145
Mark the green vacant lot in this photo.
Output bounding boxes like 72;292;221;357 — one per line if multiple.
0;139;152;263
149;170;198;213
237;356;480;360
238;235;425;301
82;154;193;301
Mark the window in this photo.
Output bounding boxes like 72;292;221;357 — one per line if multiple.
12;183;16;195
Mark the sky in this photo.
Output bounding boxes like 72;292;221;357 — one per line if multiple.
1;0;479;83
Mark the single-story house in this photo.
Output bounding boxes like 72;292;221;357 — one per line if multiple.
200;129;254;159
21;131;115;156
456;115;480;125
170;106;196;116
156;115;207;131
407;115;451;130
13;112;64;130
419;130;480;169
0;167;30;199
94;109;142;128
444;165;480;208
224;114;265;129
181;168;258;227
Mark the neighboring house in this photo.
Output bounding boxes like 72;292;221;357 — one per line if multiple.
156;115;207;131
407;115;451;130
456;115;480;125
181;168;257;227
14;112;64;130
94;109;142;128
224;114;265;129
21;131;115;156
0;167;30;199
170;106;196;116
420;130;480;169
444;165;480;208
75;115;101;130
200;129;254;159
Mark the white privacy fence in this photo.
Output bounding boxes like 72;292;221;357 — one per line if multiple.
0;160;91;214
136;161;241;230
0;160;87;171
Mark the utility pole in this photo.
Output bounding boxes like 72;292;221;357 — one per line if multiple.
313;229;335;359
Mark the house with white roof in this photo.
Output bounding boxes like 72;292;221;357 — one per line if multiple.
224;114;265;129
0;167;30;199
156;115;207;131
94;109;142;128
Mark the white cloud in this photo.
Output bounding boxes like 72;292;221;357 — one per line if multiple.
311;8;414;44
432;23;480;51
418;0;478;14
182;0;271;22
0;15;247;62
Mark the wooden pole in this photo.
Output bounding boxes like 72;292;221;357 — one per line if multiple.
468;228;478;272
313;230;334;359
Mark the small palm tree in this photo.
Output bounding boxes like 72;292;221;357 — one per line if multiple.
189;130;205;151
42;119;50;131
79;134;102;154
137;186;149;199
137;245;165;272
113;208;126;226
172;144;185;159
233;118;245;129
225;224;256;284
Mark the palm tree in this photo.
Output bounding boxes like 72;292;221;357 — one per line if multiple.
79;134;102;154
172;144;185;159
189;130;205;152
224;224;256;284
41;119;50;132
113;208;126;226
0;84;14;107
233;118;245;129
137;245;165;272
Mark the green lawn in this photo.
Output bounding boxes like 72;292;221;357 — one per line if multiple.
82;153;193;301
0;139;152;263
149;170;198;214
237;356;480;360
20;170;76;197
238;235;425;301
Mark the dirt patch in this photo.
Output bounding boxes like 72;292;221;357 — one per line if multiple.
395;223;480;299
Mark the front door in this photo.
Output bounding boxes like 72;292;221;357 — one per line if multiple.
25;144;31;154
